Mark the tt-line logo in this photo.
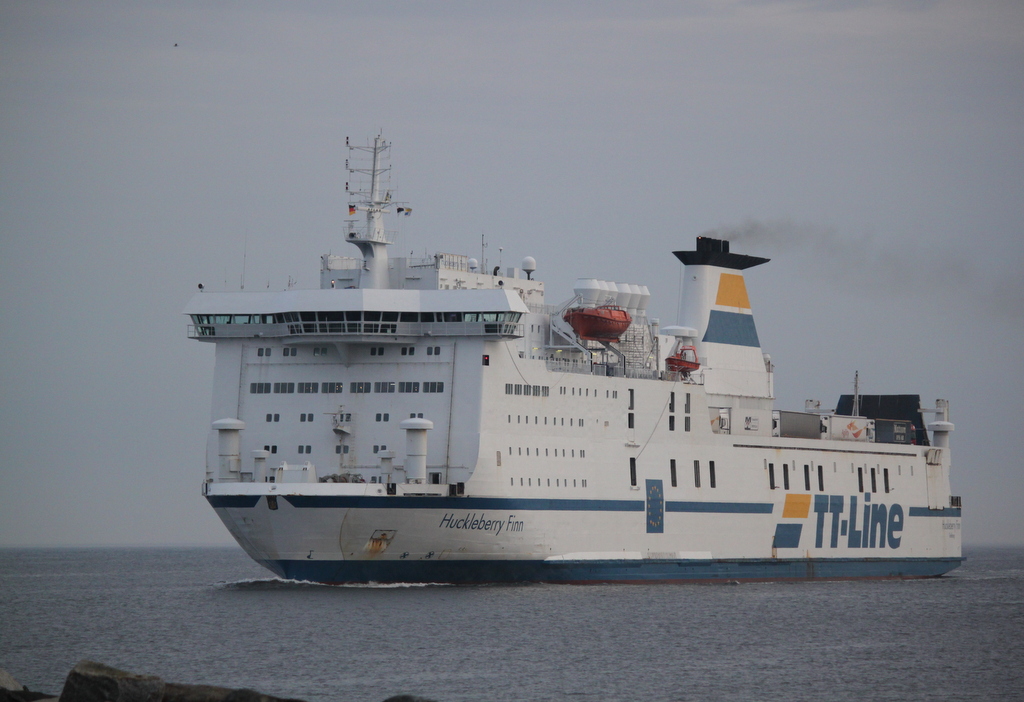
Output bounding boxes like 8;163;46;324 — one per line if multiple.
813;494;904;549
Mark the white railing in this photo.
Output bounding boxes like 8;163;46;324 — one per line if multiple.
189;321;525;339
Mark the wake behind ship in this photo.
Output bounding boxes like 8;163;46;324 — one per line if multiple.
185;136;962;583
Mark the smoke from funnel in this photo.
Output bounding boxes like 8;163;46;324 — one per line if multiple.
696;218;1021;321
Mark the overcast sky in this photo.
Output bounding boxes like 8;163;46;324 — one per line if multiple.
2;0;1021;547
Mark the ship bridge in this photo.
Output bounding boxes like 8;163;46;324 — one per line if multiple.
184;288;528;341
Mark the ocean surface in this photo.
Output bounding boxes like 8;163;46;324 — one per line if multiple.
1;546;1021;702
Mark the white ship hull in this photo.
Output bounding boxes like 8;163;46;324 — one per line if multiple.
187;137;962;584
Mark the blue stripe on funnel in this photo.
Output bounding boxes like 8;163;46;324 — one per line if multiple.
703;310;760;347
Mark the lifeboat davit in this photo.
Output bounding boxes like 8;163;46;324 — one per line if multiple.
563;305;632;341
666;345;700;374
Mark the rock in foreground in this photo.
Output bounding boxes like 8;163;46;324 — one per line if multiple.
1;662;435;702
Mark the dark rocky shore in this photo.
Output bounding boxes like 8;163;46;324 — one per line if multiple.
0;662;435;702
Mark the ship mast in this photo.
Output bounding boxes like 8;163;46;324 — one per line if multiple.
346;135;394;289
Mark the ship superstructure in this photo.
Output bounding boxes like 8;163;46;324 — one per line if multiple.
185;137;962;583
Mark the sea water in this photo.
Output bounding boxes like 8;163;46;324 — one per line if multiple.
1;547;1021;701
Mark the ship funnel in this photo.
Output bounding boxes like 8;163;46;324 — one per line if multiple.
400;418;434;484
673;237;771;398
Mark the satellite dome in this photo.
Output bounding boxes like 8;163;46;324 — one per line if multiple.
521;256;536;273
468;258;479;271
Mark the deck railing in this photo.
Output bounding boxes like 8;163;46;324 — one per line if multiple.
188;321;524;339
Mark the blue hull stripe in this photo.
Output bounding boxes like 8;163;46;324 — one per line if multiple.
703;310;761;347
281;495;646;511
206;495;774;514
667;501;773;514
208;496;952;519
263;556;964;584
908;507;961;517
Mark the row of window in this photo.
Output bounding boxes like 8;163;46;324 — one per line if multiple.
256;347;300;357
508;415;585;427
257;346;436;359
767;463;893;494
626;413;692;432
511;477;588;488
666;391;692;414
260;443;388;456
557;386;617;398
259;444;318;454
505;384;551;397
266;411;423;424
508;447;586;458
193;311;520;324
250;381;444;395
630;458;717;488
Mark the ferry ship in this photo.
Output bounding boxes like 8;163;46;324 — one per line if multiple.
186;136;963;583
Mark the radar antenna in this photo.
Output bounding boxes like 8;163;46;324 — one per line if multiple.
344;135;409;289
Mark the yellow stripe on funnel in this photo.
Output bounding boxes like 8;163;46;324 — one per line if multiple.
715;273;751;309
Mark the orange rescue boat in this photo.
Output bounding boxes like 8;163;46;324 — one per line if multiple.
563;305;632;341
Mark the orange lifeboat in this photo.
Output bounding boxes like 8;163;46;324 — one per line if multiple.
563;305;632;341
666;345;700;374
